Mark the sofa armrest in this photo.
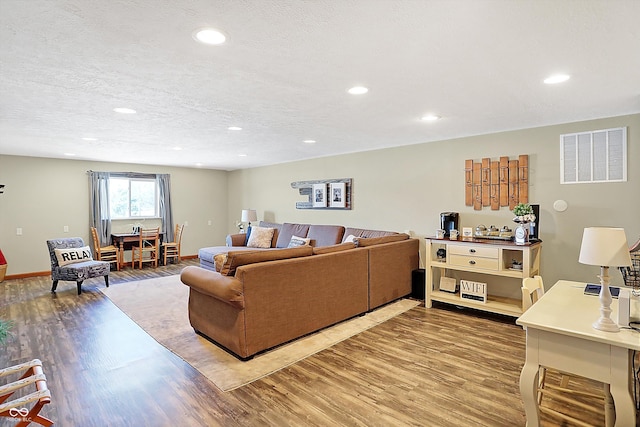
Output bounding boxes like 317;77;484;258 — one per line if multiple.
226;233;247;247
180;266;245;309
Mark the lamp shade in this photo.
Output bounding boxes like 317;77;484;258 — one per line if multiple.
578;227;632;267
241;209;257;222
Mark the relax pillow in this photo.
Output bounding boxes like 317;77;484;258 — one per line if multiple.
54;246;93;267
220;246;313;276
288;235;311;248
246;226;276;248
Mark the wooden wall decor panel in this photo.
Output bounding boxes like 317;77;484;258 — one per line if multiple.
499;156;509;207
291;178;352;210
481;158;490;207
465;159;473;206
508;159;519;210
472;162;482;210
518;154;529;204
464;155;529;211
490;161;500;210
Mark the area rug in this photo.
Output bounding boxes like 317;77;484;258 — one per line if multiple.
100;275;419;391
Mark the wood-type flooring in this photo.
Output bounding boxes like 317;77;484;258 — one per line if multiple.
0;260;613;426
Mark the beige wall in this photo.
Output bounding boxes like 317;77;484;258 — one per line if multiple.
228;113;640;289
0;157;228;275
1;113;638;288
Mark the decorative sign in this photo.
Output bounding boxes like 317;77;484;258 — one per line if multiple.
465;154;528;210
291;178;352;210
460;280;487;303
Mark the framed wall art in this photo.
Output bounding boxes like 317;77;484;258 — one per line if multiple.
312;183;327;207
329;182;346;208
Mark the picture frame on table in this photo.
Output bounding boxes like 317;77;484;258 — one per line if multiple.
312;183;327;208
329;182;346;208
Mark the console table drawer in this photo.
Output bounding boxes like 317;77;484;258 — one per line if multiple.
450;254;499;270
448;245;499;258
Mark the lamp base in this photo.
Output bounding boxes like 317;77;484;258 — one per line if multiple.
592;317;620;332
592;267;620;333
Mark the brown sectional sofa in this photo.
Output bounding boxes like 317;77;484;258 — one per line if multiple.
183;222;419;359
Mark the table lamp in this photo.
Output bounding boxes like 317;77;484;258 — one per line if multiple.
241;209;257;228
578;227;632;332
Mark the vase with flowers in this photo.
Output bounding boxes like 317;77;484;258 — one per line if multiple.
0;249;6;282
512;203;535;244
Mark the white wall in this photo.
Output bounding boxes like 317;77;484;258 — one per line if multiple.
0;157;228;275
228;113;640;289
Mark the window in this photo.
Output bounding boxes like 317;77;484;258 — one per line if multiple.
109;177;159;219
560;127;627;184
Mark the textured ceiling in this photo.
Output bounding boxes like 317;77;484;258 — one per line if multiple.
1;0;639;171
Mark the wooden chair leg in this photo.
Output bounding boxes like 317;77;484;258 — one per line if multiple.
50;280;58;293
104;275;109;288
76;280;84;295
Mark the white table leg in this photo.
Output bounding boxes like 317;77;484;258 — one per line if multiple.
519;330;541;427
608;347;636;427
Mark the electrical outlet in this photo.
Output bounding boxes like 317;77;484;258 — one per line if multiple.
64;225;69;232
207;220;212;226
16;227;22;235
184;221;189;227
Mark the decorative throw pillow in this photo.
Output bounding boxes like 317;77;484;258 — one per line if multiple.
213;253;227;272
54;246;93;267
246;226;275;248
343;234;357;243
287;235;311;248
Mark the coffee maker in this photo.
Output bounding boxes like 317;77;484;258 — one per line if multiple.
440;212;459;237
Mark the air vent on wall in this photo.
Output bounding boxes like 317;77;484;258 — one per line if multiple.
560;127;627;184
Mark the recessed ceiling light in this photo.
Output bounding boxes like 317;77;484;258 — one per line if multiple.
113;107;136;114
64;153;75;156
228;126;242;131
238;153;247;157
544;74;570;84
172;146;182;151
195;163;203;167
421;114;440;122
82;137;97;141
347;86;368;95
193;28;226;45
303;140;316;144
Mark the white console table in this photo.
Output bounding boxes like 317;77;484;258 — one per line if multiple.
424;237;542;317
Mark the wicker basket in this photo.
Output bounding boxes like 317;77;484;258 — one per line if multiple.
619;252;640;295
0;264;6;282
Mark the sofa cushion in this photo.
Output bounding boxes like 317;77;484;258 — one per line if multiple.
54;246;93;267
343;227;397;242
213;253;227;272
355;233;410;247
220;246;314;276
307;225;345;247
287;235;311;248
259;221;282;247
246;226;276;248
312;241;356;255
276;223;310;248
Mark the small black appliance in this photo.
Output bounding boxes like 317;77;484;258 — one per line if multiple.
440;212;459;237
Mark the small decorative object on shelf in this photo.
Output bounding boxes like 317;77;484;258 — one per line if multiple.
235;221;245;234
512;203;535;245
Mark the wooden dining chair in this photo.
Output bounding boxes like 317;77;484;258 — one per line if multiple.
162;223;184;265
131;227;160;269
522;276;612;426
90;227;120;271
